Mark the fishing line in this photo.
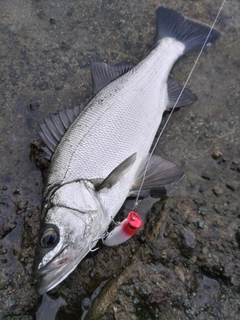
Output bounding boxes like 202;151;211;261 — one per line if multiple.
134;0;226;209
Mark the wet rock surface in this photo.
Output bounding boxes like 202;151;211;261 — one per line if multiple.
0;0;240;319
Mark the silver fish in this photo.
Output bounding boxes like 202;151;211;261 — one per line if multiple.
32;7;220;294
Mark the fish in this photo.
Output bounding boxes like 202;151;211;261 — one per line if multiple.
32;6;220;294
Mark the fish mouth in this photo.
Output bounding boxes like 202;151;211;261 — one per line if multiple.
33;245;85;295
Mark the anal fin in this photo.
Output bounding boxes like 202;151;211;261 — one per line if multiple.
131;154;184;197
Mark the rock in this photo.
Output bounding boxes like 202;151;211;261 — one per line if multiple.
212;151;222;160
138;284;151;297
197;221;205;229
148;290;169;313
222;262;234;278
198;206;208;216
232;159;240;165
17;200;28;210
9;299;18;308
54;81;64;91
29;140;51;173
212;185;223;196
226;180;238;191
193;276;220;309
29;101;40;110
182;229;197;249
235;230;240;247
175;266;185;282
133;297;140;304
49;18;56;25
201;172;211;180
213;205;225;215
202;247;208;254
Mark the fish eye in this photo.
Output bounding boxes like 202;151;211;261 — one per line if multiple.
40;228;58;248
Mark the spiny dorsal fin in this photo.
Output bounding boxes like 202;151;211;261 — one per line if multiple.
91;61;134;95
38;104;85;156
167;75;197;109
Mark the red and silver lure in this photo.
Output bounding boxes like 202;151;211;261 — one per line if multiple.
103;211;142;246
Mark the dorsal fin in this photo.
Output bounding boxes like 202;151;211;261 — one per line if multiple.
91;62;134;95
38;104;85;156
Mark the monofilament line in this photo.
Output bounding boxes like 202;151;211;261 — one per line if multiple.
134;0;226;208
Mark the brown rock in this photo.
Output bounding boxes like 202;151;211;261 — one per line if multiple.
212;151;222;160
226;180;238;191
212;185;223;196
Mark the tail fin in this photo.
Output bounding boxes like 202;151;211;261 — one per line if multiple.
155;7;220;54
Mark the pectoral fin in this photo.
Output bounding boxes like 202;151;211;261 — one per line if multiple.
95;153;137;191
130;154;184;196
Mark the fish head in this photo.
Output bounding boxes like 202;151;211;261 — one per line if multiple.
33;182;105;294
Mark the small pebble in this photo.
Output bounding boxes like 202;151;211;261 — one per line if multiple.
182;229;196;249
149;290;168;312
212;151;222;160
139;285;151;297
9;299;18;308
226;180;238;191
198;221;205;229
232;159;240;165
198;206;208;216
54;81;64;90
187;308;196;316
29;102;40;110
81;298;91;311
17;200;28;210
202;247;208;254
201;172;210;180
137;235;146;244
213;205;224;215
212;185;223;196
49;18;56;25
235;230;240;246
134;297;140;304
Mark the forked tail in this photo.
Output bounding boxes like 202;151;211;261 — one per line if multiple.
155;7;221;54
